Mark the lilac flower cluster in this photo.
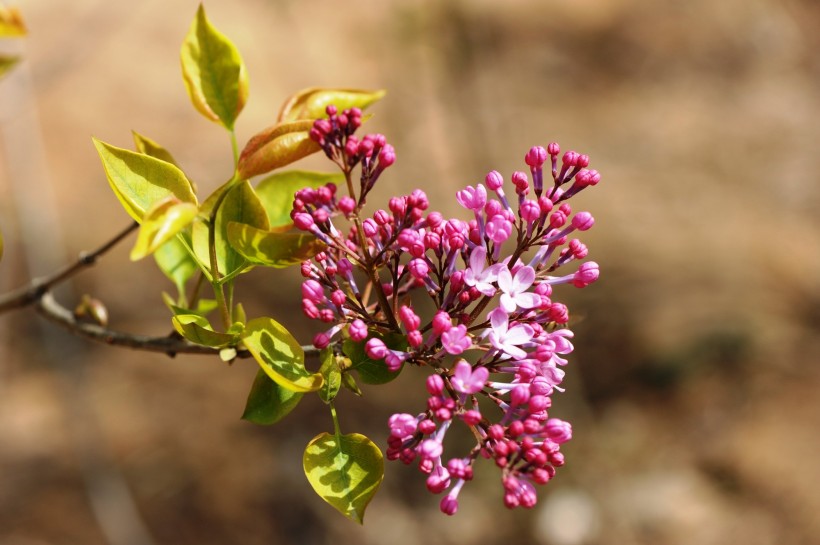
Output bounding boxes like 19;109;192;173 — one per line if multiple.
296;105;600;515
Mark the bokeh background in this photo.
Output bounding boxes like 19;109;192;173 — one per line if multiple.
1;0;819;544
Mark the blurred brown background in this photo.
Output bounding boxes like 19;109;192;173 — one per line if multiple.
1;0;819;544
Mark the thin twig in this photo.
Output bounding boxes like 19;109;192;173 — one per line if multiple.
0;221;139;312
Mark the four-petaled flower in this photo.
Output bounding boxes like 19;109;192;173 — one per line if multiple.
497;265;541;313
441;324;471;355
463;246;502;296
486;307;534;360
450;360;489;394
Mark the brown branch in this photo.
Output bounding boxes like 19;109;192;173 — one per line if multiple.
35;291;251;357
0;221;139;312
1;219;320;360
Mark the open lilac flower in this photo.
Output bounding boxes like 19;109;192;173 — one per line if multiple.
450;360;489;394
497;265;541;313
486;307;534;360
441;324;472;355
463;246;501;296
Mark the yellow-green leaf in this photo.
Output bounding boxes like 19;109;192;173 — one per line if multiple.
255;170;344;229
303;432;384;524
132;130;181;167
93;138;197;222
0;6;26;37
154;235;198;299
180;4;248;130
237;120;320;179
172;314;237;348
278;88;386;123
226;223;325;268
318;348;341;404
130;198;198;261
192;180;269;279
241;317;322;393
242;369;303;425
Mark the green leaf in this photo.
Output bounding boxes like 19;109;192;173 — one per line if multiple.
278;88;386;123
162;292;217;317
242;368;303;425
130;198;198;261
93;138;197;222
132;130;180;166
255;170;344;229
237;120;321;179
318;348;341;404
303;432;384;524
180;4;248;130
172;314;237;348
340;371;363;397
227;223;325;268
154;235;198;298
343;334;406;385
193;180;269;278
241;317;322;393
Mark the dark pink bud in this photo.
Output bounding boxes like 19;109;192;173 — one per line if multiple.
528;395;550;413
586;169;601;186
407;330;423;348
519;200;540;222
338;196;356;215
313;332;332;349
525;146;548;168
378;144;396;167
373;209;390;226
484;199;503;218
345;138;360;158
432;311;452;336
293;212;314;231
389;197;407;217
549;210;567;228
571;211;594;231
562;150;579;167
424;231;441;250
300;262;312;278
362;218;378;237
538;196;554;213
427;467;451;494
399;305;421;331
449;270;464;292
559;203;572;215
509;420;524;437
547;142;560;155
461;409;482;426
331;289;346;307
410;189;429;210
512;171;529;194
569;238;588;258
487;424;505;440
511;385;530;406
572;261;599;288
319;309;335;323
302;300;320;319
549;302;569;323
349;319;368;341
408;258;429;280
427;211;444;228
365;338;388;360
427;374;445;395
545;418;572;443
440;495;459;516
313;118;332;134
576;154;590;168
418;418;437;435
325;104;337;116
301;279;324;303
312;208;328;224
485;170;504;190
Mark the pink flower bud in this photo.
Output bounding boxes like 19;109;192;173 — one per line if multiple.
389;197;407;217
427;211;444;228
562;150;579;167
519;200;540;222
572;211;594;231
572;261;599;288
365;338;388;360
576;154;590;168
330;289;346;307
362;218;378;237
538;196;554;213
547;142;560;155
427;466;451;494
569;239;588;258
408;258;430;280
293;212;314;231
525;146;548;168
511;385;531;406
545;418;572;443
302;300;319;319
407;330;423;348
461;409;482;426
512;171;529;194
313;332;331;349
338;196;356;215
440;494;459;516
399;305;421;331
431;311;452;336
325;104;337;116
301;280;325;303
348;319;368;341
378;144;396;167
485;170;504;190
